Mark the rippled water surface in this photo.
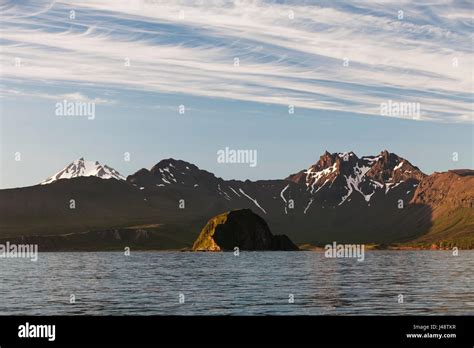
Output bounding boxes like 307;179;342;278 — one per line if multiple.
1;251;473;315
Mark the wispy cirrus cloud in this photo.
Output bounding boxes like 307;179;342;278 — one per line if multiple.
0;0;472;122
0;88;113;105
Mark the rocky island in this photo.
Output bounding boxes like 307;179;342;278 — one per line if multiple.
192;209;299;251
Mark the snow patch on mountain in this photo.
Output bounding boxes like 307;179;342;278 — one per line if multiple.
339;163;372;205
361;155;381;163
229;186;241;197
304;198;314;214
239;188;267;214
394;161;404;171
305;163;337;193
280;184;290;214
217;184;231;200
385;181;404;194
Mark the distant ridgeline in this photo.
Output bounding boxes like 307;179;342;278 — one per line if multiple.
0;151;472;250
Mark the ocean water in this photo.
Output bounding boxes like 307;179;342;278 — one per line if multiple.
0;251;473;315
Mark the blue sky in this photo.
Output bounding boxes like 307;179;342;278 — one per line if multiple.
0;0;472;188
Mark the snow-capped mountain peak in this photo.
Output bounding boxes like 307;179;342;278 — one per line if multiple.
40;158;125;185
286;150;426;206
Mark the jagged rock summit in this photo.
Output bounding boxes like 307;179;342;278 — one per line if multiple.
192;209;299;251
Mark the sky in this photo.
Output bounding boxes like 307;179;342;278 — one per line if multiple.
0;0;473;189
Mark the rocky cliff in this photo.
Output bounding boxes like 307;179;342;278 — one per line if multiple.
192;209;299;251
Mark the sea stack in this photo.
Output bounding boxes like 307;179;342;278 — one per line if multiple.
192;209;299;251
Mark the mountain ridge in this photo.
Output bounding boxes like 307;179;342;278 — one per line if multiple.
1;150;472;250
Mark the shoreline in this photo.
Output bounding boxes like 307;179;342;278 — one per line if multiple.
1;247;470;253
